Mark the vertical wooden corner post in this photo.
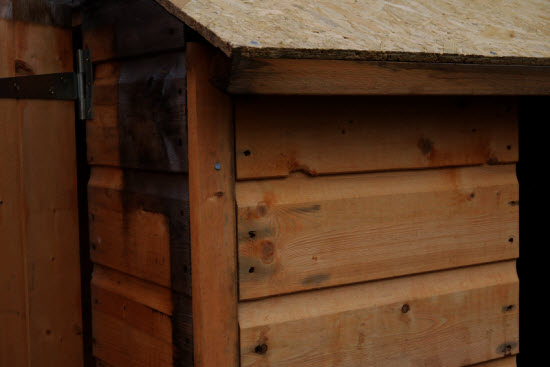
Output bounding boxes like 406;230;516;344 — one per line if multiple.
186;43;239;367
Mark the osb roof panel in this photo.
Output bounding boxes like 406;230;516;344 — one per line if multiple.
156;0;550;65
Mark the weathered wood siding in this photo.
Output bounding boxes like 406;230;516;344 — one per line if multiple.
84;1;190;366
235;93;519;366
0;4;83;366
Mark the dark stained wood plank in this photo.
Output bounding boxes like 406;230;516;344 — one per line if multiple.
0;17;28;367
237;165;519;299
0;0;72;26
186;42;239;367
82;0;185;62
219;57;550;95
88;166;191;294
239;261;519;367
235;95;518;179
87;53;188;172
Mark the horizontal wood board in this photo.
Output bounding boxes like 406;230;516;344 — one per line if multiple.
82;0;185;62
224;58;550;95
239;261;519;367
157;0;550;65
88;53;187;172
88;166;191;294
92;265;193;367
238;164;518;299
236;96;518;179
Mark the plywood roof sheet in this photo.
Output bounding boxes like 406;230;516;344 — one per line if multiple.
157;0;550;65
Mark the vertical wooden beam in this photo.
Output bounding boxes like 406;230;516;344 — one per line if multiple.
0;15;83;367
186;42;238;367
0;17;29;367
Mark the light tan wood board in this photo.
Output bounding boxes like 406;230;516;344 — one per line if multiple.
239;261;519;367
157;0;550;65
187;43;239;367
236;96;518;179
238;164;518;299
0;19;83;366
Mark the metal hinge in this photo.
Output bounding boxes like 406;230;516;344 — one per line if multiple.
0;49;93;120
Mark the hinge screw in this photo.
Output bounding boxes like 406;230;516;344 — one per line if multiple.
48;87;55;96
13;82;20;91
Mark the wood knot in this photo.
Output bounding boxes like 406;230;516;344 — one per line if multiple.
261;241;275;264
417;138;434;156
401;304;410;313
255;344;268;354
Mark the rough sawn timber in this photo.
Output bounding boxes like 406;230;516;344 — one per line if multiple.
237;164;519;299
235;95;518;179
219;58;550;95
239;261;519;367
186;42;239;367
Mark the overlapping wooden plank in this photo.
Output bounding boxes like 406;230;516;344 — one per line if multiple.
186;42;238;367
239;261;519;367
82;0;185;62
88;166;191;294
236;95;518;179
472;357;517;367
93;311;173;367
91;265;194;367
92;265;173;316
238;164;519;299
87;53;187;171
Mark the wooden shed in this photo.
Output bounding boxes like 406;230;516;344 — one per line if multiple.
2;0;549;366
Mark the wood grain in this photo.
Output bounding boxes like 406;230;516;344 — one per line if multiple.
82;0;185;62
472;357;517;367
87;53;187;172
236;95;518;179
239;261;519;367
238;164;519;299
0;19;83;366
88;166;191;293
93;311;173;367
157;0;550;65
92;265;173;318
186;42;239;367
91;274;193;367
0;0;72;26
0;18;28;367
222;58;550;95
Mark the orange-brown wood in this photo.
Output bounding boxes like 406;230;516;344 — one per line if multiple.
186;42;239;367
235;95;518;179
0;19;82;367
473;357;517;366
0;18;28;367
239;261;519;367
237;164;519;299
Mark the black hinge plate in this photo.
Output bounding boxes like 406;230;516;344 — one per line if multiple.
0;49;93;120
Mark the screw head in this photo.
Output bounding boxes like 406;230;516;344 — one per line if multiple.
48;87;55;95
401;304;410;313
